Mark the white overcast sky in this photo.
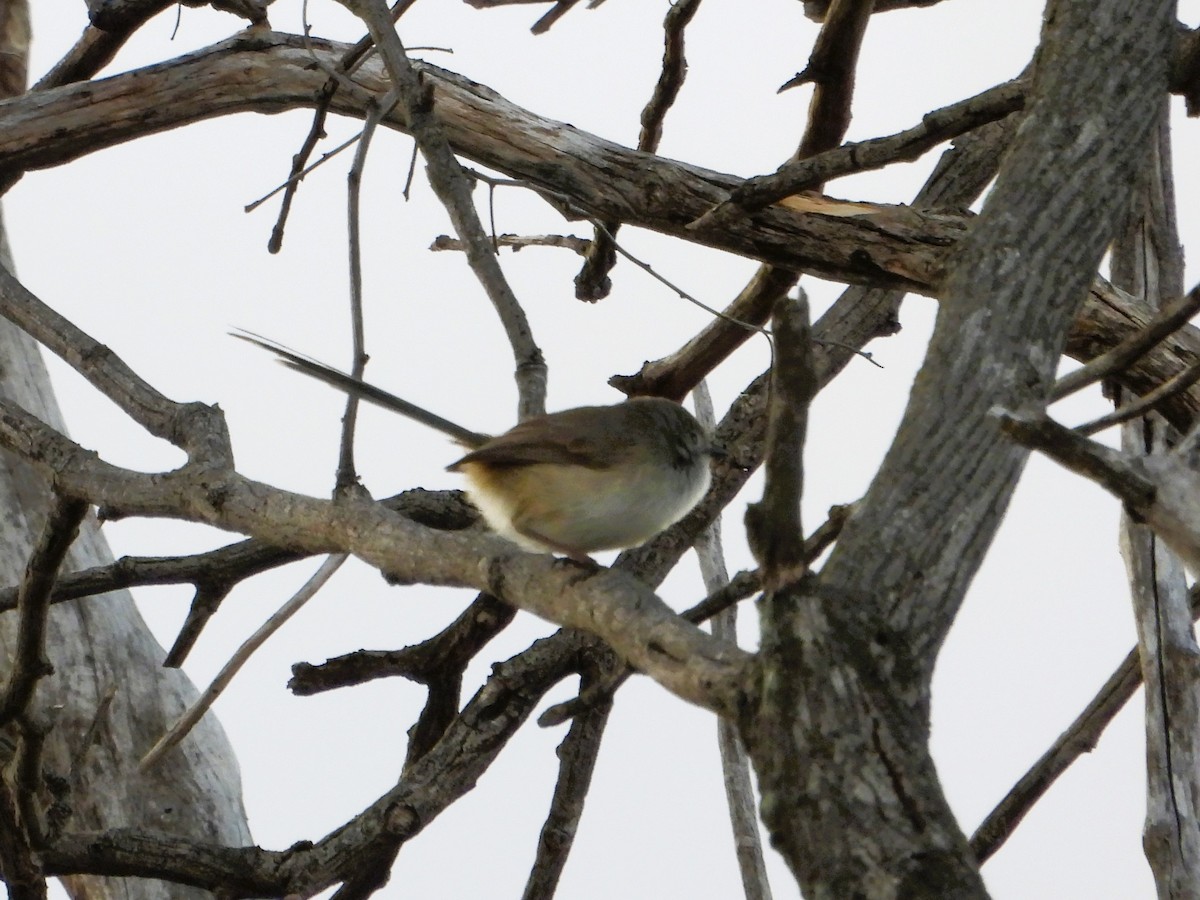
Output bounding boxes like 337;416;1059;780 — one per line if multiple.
11;2;1200;898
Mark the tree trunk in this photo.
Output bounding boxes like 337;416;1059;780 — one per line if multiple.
0;3;251;897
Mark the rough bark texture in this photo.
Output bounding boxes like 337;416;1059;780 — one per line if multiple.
0;4;1195;897
0;4;251;897
1113;111;1200;899
0;33;1196;434
0;261;252;900
740;2;1175;898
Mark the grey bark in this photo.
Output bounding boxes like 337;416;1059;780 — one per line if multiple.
0;34;1196;435
1112;109;1200;899
0;245;252;900
741;2;1176;898
0;6;251;896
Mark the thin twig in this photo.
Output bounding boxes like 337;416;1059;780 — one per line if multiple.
431;233;592;255
357;0;547;419
339;99;387;488
264;0;417;251
139;554;348;771
693;382;774;900
1052;282;1200;401
591;220;773;343
692;79;1024;230
1075;357;1200;436
249;131;365;216
970;587;1200;861
402;139;420;199
575;0;702;300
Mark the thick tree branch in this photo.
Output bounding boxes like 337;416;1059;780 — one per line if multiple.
0;264;231;463
0;390;751;717
740;1;1177;895
744;295;815;588
825;0;1174;670
0;489;476;664
780;0;875;157
3;32;1200;441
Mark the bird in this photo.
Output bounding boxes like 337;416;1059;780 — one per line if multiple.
234;332;716;561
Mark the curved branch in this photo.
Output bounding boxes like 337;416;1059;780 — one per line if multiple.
0;393;751;718
2;32;1196;434
0;31;962;292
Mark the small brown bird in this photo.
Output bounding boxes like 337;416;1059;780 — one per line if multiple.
236;334;715;561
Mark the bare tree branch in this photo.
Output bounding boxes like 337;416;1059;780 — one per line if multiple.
614;91;1016;405
538;504;850;729
575;0;702;300
521;661;612;900
802;0;949;18
970;584;1200;862
1111;109;1200;895
0;386;752;714
432;232;591;254
0;495;88;724
355;2;547;420
0;263;231;464
33;2;171;91
744;294;815;588
692;78;1024;231
0;493;88;900
1052;283;1200;401
780;0;875;157
740;1;1176;893
694;378;774;900
138;555;348;772
5;33;1200;440
1075;356;1200;436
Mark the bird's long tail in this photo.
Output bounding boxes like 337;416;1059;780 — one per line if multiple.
231;330;489;448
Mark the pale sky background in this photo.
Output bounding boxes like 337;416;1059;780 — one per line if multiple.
9;2;1200;897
